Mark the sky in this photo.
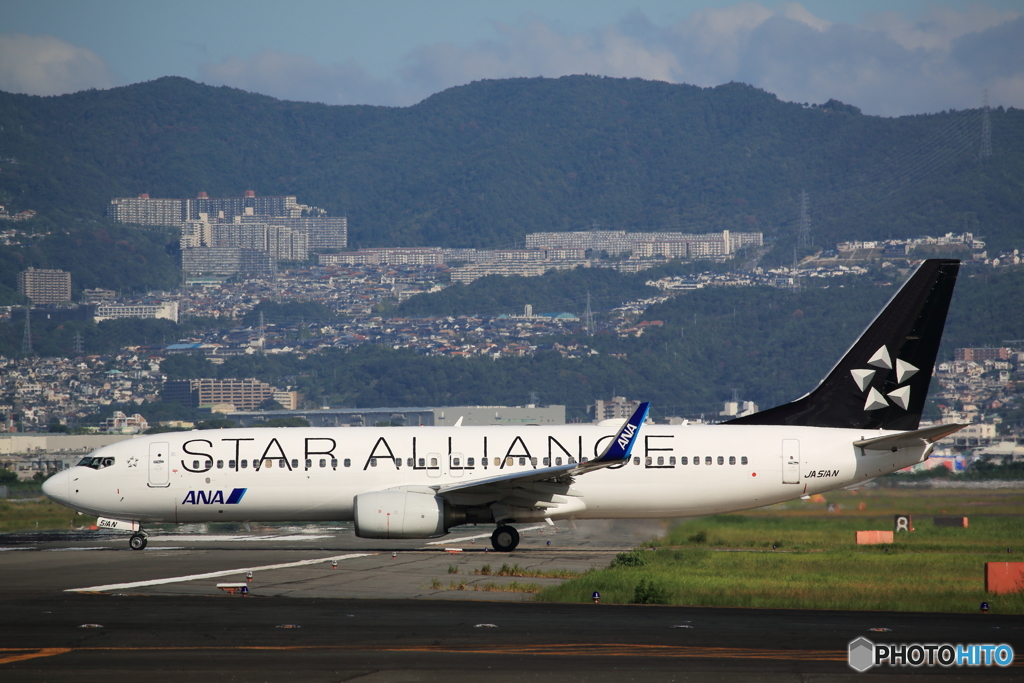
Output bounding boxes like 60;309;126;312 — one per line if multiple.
2;0;1022;117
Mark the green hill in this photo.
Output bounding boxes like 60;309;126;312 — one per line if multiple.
1;76;1022;254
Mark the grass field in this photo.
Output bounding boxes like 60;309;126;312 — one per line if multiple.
0;498;96;532
535;487;1024;614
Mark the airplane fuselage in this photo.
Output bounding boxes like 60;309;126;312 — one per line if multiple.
46;422;928;527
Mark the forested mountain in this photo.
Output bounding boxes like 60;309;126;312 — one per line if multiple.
1;76;1022;254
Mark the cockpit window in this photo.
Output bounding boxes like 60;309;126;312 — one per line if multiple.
77;456;115;470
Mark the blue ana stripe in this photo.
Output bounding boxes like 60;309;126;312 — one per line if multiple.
226;488;247;505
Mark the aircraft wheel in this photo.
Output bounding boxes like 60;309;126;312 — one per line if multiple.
129;534;148;550
490;525;520;552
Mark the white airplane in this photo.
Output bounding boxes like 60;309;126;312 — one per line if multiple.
43;259;966;552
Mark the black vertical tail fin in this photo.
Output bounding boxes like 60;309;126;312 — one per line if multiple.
726;259;960;430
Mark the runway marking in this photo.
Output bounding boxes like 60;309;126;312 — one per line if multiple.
425;524;548;545
64;553;373;593
144;534;334;542
42;547;109;552
0;644;851;663
0;648;72;665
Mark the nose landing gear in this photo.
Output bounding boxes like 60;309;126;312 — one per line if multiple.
128;531;148;550
490;524;520;552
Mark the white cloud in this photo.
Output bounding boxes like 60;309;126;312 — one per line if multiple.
0;34;116;96
195;3;1024;116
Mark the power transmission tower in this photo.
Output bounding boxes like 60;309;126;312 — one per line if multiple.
74;331;84;355
259;311;266;354
21;304;32;356
980;89;992;159
797;189;812;249
583;291;594;336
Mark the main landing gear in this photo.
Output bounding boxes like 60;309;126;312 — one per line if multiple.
128;530;148;550
490;525;520;552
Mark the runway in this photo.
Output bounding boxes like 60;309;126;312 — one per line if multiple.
2;521;1021;681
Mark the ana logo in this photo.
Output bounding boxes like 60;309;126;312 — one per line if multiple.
617;423;637;450
851;345;918;412
182;488;247;505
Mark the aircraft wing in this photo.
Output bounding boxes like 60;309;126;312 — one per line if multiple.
435;403;649;510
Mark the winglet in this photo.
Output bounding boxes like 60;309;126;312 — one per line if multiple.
594;402;650;464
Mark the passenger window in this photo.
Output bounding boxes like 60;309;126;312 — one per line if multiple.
633;457;640;466
430;457;438;467
418;458;425;467
729;456;736;465
543;457;550;466
396;458;402;467
343;458;350;467
646;457;652;466
265;460;273;469
468;457;475;467
581;457;589;463
453;457;460;467
694;457;700;465
519;457;526;466
217;460;224;469
531;457;538;466
291;459;298;469
333;458;340;468
680;456;688;465
371;459;377;467
319;459;326;468
407;458;413;467
657;456;664;466
705;457;712;465
741;456;748;465
717;456;724;465
556;457;563;466
241;460;248;469
229;459;236;468
494;458;500;467
669;456;676;465
306;459;312;468
192;460;200;469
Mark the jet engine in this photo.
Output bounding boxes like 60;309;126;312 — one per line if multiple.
353;489;463;539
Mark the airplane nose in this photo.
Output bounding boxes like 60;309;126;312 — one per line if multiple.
41;470;69;506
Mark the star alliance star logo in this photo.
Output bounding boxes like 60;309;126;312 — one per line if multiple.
851;345;918;412
126;456;138;468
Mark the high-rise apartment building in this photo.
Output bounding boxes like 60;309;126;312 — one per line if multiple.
17;267;71;304
164;378;282;410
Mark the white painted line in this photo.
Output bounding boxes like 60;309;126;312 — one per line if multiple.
0;547;31;552
144;534;334;542
424;524;548;545
65;553;373;593
43;547;109;552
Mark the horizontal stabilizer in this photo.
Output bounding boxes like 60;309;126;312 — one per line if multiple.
854;423;967;451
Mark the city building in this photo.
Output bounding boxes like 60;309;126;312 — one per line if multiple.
182;247;272;276
525;230;762;258
593;396;642;422
100;411;149;435
954;348;1013;362
17;267;71;305
163;378;282;411
227;404;565;427
94;301;179;323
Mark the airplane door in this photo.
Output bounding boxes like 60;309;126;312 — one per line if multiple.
148;442;170;487
449;452;464;479
782;439;800;484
